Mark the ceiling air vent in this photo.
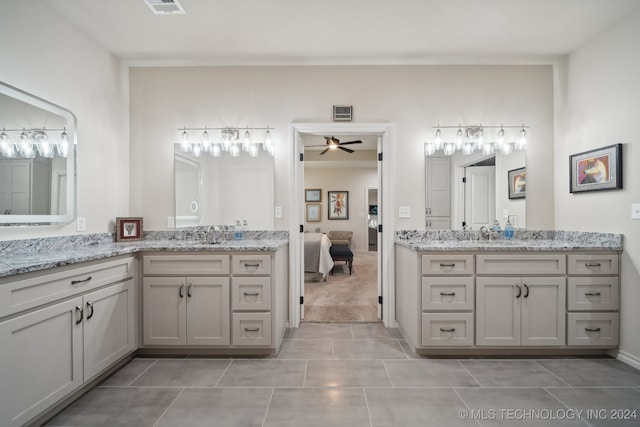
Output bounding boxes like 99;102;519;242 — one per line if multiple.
333;105;352;121
144;0;186;15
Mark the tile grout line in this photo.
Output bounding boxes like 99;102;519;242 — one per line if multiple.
302;360;309;388
122;359;159;387
457;360;483;387
543;388;595;427
151;387;185;427
452;388;483;427
362;387;374;427
260;388;276;427
381;361;395;388
533;360;573;387
213;359;234;388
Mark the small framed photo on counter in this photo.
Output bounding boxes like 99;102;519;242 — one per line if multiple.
116;217;143;241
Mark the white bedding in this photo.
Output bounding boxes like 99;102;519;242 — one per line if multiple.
304;233;334;279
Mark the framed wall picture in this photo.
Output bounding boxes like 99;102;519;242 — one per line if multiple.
508;167;526;199
306;204;321;222
116;217;143;241
305;188;321;202
328;191;349;220
570;144;623;193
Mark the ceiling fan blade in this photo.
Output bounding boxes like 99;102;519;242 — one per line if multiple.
319;148;330;155
338;140;363;145
338;146;354;153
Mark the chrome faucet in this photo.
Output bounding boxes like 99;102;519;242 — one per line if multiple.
207;225;222;244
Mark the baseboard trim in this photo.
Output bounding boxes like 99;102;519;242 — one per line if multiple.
616;350;640;370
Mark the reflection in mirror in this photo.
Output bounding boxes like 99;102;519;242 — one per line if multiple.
0;82;76;226
425;150;526;230
174;145;274;229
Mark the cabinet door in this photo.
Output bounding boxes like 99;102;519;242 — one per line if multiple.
84;280;135;381
0;297;83;427
143;277;186;345
476;277;520;346
186;276;230;345
520;277;566;346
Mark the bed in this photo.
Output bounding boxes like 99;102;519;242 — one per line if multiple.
304;233;334;280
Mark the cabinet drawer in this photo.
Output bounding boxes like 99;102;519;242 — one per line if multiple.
421;313;474;346
567;313;619;346
422;255;473;275
422;277;474;311
568;254;618;275
232;254;271;275
567;277;619;311
0;257;134;318
476;254;565;275
232;313;272;346
231;277;271;311
143;255;229;276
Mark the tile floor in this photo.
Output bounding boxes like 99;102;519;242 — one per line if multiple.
45;323;640;427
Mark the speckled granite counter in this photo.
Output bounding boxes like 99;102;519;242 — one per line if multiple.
395;230;623;252
0;230;288;278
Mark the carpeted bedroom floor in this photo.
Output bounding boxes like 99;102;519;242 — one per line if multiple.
303;250;379;322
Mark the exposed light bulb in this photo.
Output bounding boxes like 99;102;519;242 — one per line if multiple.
475;128;485;149
58;128;69;157
179;129;190;152
496;126;505;150
434;127;443;150
191;143;202;157
202;128;212;152
424;142;436;156
516;126;527;150
0;129;10;155
455;127;464;150
443;143;455;156
211;143;222;157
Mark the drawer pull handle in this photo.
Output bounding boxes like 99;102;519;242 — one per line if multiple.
86;301;94;320
71;276;92;285
515;284;522;298
75;305;84;325
244;292;260;296
244;263;260;268
585;263;601;267
523;284;530;298
440;292;456;296
585;292;601;296
187;284;193;298
585;327;601;332
439;263;455;267
440;328;456;332
244;327;260;332
179;284;184;298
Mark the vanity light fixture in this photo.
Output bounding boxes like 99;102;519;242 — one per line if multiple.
425;124;529;157
0;127;70;159
177;126;275;157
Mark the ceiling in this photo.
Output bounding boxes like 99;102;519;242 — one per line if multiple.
44;0;640;65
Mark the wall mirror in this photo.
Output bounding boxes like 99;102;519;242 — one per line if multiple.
425;150;526;230
174;144;274;229
0;82;76;226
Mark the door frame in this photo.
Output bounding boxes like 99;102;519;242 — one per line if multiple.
289;123;395;328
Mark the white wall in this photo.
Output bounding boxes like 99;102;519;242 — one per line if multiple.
130;65;554;231
303;166;378;250
555;11;640;362
0;2;129;240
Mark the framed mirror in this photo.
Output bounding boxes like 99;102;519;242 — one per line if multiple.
174;144;274;229
0;82;76;226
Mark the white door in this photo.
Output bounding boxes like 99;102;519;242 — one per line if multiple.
521;277;566;346
464;165;495;229
186;276;230;345
143;277;186;345
376;136;382;319
476;277;521;346
425;157;451;217
0;297;83;427
83;280;135;381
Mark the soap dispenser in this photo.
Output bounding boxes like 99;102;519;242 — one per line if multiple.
491;220;501;232
504;219;514;240
234;220;244;240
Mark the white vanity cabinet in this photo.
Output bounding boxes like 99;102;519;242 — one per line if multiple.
566;253;619;346
0;256;135;427
142;248;288;352
143;255;231;346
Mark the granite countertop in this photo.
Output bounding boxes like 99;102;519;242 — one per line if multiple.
0;233;289;278
394;230;623;252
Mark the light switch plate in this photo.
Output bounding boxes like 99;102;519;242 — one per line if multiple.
503;209;509;219
76;217;86;231
632;204;640;220
275;206;283;218
398;206;411;218
167;216;175;228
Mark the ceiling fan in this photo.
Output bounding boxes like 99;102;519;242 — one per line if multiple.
310;136;363;155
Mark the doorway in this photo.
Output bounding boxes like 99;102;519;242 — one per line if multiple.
289;123;395;328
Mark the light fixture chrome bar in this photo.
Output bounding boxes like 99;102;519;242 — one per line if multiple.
432;125;529;129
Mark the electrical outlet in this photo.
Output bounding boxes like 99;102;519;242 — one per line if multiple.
167;216;175;228
398;206;411;218
632;204;640;220
76;217;86;231
274;206;283;219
